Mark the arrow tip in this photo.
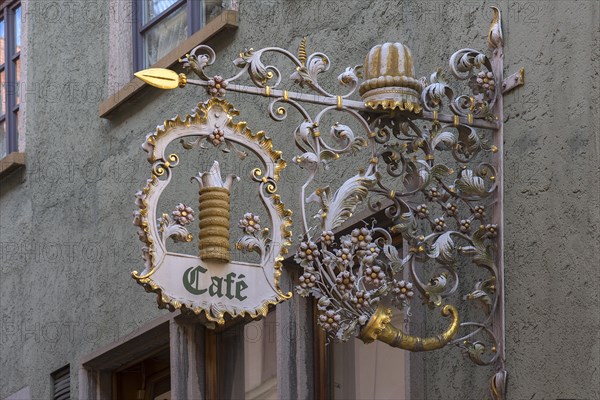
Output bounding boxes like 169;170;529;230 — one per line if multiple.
134;68;180;89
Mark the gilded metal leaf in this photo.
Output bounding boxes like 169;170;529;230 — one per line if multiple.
337;66;360;86
318;172;377;231
455;169;486;196
428;232;456;264
298;37;307;66
431;131;457;150
490;370;508;400
465;288;492;315
488;7;503;49
463;341;488;365
236;235;263;255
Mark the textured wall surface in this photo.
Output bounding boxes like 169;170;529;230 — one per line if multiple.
0;0;598;399
501;1;599;398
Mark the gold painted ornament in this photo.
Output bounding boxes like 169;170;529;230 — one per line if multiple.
359;42;424;113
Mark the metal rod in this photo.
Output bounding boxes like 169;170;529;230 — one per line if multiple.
490;27;506;371
186;78;500;130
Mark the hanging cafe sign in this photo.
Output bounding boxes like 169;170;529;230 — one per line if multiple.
131;98;292;324
132;7;523;399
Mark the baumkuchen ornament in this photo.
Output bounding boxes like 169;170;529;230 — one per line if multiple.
359;42;424;113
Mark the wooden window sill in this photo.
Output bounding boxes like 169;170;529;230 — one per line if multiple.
99;10;238;119
0;151;25;179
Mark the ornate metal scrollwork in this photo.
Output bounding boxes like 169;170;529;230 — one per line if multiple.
134;6;520;398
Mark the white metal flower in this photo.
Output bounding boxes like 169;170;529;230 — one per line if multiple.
209;128;225;146
239;212;261;234
362;242;381;265
319;308;341;331
416;204;430;218
207;75;228;97
364;265;385;286
297;241;320;262
172;203;195;225
352;290;371;309
393;280;415;301
320;230;335;246
351;227;372;249
335;247;352;268
299;271;318;289
335;270;355;292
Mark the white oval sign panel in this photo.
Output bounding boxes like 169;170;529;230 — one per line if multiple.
133;99;292;324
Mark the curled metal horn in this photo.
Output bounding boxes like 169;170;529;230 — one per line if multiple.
358;304;459;351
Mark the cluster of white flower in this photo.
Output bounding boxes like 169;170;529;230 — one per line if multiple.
297;241;320;262
472;71;496;96
239;213;260;234
298;270;318;289
209;128;225;146
318;308;341;332
362;242;380;265
172;203;195;225
207;75;228;97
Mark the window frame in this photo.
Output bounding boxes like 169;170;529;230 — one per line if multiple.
0;0;20;156
79;314;172;398
133;0;205;72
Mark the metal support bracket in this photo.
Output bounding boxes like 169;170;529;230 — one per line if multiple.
502;67;525;94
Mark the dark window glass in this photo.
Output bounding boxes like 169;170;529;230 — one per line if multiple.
142;5;188;67
133;0;224;71
14;6;20;50
0;1;21;158
143;0;181;22
114;347;171;399
209;312;278;399
0;19;5;66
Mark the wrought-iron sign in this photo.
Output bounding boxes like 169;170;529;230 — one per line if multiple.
132;7;523;399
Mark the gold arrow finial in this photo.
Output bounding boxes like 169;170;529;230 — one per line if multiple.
134;68;181;89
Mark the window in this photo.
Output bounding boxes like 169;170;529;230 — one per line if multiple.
308;213;410;399
211;312;278;399
80;312;281;399
114;347;171;400
133;0;223;71
79;315;172;399
331;331;409;399
0;0;21;159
